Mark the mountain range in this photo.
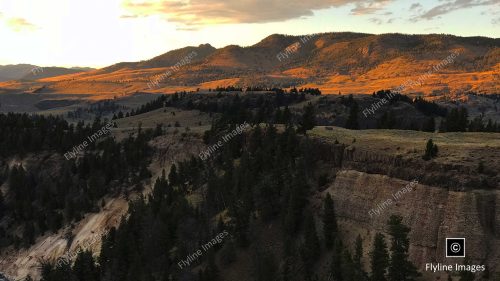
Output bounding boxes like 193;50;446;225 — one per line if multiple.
0;32;498;98
0;64;93;82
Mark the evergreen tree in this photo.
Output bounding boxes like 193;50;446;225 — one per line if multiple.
282;106;292;127
0;191;5;219
301;211;321;272
423;139;438;160
253;249;278;281
323;193;338;250
342;249;357;281
330;239;344;281
387;215;420;281
345;101;359;130
354;234;363;267
422;117;435;132
371;233;389;281
377;111;396;129
169;163;178;186
298;103;316;134
73;250;99;281
353;234;367;280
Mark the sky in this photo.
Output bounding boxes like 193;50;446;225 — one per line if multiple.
0;0;498;68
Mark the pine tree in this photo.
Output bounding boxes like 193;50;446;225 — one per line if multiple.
353;234;367;280
0;191;5;219
323;193;338;250
422;117;435;132
169;164;178;186
73;250;99;281
354;235;363;266
298;103;316;134
253;249;278;281
282;106;292;127
387;215;420;281
423;139;438;160
345;101;359;130
301;211;321;271
342;249;357;281
371;233;389;281
330;239;344;281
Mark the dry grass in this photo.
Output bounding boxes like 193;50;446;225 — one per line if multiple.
310;126;500;169
112;107;212;140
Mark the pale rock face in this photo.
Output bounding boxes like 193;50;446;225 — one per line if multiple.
326;170;499;276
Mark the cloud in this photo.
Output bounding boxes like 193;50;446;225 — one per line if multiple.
6;17;37;31
368;17;383;25
350;0;392;15
414;0;498;20
122;0;394;26
493;17;500;25
120;14;140;18
409;3;422;11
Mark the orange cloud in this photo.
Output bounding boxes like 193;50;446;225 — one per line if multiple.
6;17;37;31
122;0;394;27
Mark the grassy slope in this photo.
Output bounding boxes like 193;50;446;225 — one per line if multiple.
310;126;500;171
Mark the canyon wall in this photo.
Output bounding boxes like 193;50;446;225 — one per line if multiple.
326;169;499;276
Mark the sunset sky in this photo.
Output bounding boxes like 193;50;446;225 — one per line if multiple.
1;0;499;68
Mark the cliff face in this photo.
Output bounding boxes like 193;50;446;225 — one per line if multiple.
311;137;500;191
326;170;499;275
0;133;206;280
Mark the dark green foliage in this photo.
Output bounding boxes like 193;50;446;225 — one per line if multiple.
39;104;329;280
323;193;337;250
127;95;168;117
330;239;344;281
371;233;389;281
345;97;359;130
1;119;153;249
387;215;420;281
253;249;278;281
423;139;438;160
351;235;367;281
422;117;435;132
301;211;321;273
372;91;447;117
73;251;100;281
377;111;397;129
443;107;468;132
297;102;316;134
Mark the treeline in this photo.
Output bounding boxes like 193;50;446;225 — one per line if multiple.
111;87;319;121
292;87;322;96
0;113;112;157
0;118;159;249
113;95;169;119
213;86;243;92
67;100;126;120
172;92;307;124
441;107;500;132
372;90;447;117
343;91;500;132
209;86;321;96
39;105;418;281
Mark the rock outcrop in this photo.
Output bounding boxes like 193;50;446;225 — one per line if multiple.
326;170;499;276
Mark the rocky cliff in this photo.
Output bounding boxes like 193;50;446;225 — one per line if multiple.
325;169;499;278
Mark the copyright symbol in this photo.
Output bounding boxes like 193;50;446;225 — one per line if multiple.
450;243;461;253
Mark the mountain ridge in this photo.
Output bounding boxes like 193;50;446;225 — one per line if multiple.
0;32;498;97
